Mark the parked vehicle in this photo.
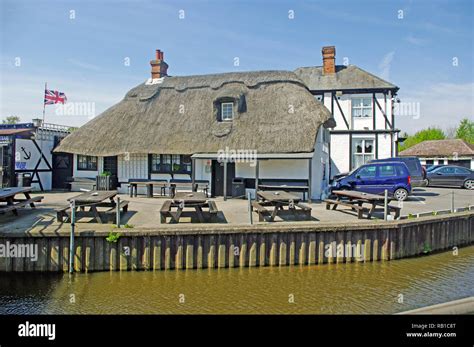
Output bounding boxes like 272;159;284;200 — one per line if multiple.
426;165;474;189
331;162;412;201
426;165;445;172
370;157;425;187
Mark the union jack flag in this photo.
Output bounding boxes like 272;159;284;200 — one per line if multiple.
44;89;67;105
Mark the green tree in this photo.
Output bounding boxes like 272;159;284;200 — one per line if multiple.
455;118;474;144
2;116;21;124
399;127;446;152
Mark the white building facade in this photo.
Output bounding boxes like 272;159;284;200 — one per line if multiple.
295;46;400;177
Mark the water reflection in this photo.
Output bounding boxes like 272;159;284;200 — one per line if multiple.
1;247;473;314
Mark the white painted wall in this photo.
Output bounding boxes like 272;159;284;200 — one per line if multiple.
377;133;393;159
15;138;55;191
330;134;350;175
73;154;101;178
322;92;393;131
321;92;396;177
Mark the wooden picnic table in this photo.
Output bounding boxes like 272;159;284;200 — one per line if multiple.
160;192;218;223
254;190;311;222
169;180;209;197
128;180;209;198
57;190;129;224
0;187;43;216
326;190;400;219
128;180;167;198
258;184;309;201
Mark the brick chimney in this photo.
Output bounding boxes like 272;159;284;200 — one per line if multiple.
322;46;336;75
150;49;168;79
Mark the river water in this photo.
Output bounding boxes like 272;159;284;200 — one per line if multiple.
1;246;473;314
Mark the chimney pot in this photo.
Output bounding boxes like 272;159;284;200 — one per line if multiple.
322;46;336;75
150;49;168;79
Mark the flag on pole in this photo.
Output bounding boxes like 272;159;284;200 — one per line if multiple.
44;89;67;105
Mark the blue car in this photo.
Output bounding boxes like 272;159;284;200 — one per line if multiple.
331;162;412;201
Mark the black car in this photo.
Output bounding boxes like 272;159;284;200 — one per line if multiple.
426;165;474;190
369;156;425;187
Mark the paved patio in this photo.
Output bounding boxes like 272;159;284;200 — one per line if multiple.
0;187;472;235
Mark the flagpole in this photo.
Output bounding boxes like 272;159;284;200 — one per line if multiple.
42;82;47;126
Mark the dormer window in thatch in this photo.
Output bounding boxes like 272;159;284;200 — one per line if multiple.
221;102;234;121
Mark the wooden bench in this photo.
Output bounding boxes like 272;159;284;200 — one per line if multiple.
207;200;219;222
295;202;312;219
160;200;173;223
324;199;365;219
372;202;402;219
160;200;218;223
56;200;129;223
251;201;271;222
0;196;43;215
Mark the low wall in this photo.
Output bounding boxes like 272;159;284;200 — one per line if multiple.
0;212;472;272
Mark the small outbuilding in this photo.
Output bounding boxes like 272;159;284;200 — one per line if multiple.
399;139;474;169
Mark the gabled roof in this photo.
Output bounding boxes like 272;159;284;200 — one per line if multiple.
294;65;398;92
399;139;474;157
54;70;332;156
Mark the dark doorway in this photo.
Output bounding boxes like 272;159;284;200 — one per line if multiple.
103;156;118;176
211;161;235;197
0;142;14;188
52;152;73;189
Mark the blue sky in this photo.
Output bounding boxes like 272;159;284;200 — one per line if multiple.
1;0;473;132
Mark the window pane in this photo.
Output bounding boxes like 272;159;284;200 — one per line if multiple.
355;140;363;153
379;165;396;176
362;107;372;117
362;98;371;107
358;165;376;177
172;154;181;171
364;140;373;154
221;103;233;120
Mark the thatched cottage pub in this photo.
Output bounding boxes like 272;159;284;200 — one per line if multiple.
55;50;334;200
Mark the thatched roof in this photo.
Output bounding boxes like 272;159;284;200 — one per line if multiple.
55;71;332;156
399;139;474;157
294;65;398;91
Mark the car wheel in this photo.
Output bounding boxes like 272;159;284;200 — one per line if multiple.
464;179;474;190
394;188;408;201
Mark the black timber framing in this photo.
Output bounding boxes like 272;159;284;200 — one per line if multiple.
374;94;393;129
331;129;400;135
312;88;399;95
25;139;53;191
330;92;334;115
349;133;353;170
333;93;350;129
372;93;376;130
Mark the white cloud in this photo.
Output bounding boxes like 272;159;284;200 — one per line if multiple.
405;35;428;46
397;82;474;133
67;59;101;71
379;51;395;81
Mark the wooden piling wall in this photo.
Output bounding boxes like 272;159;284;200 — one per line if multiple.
0;212;472;272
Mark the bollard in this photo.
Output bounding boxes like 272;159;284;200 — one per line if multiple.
451;191;454;213
248;192;253;225
384;189;388;221
69;200;75;274
116;196;121;228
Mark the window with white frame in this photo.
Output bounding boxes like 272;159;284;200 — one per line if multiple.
352;97;372;118
352;139;374;169
221;102;234;121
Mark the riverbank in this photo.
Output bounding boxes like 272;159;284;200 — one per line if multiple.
1;245;473;314
0;210;472;272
